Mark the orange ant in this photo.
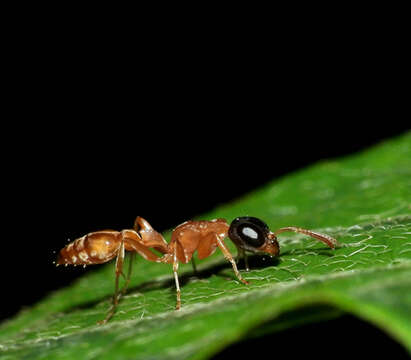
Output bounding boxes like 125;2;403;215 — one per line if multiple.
56;216;337;323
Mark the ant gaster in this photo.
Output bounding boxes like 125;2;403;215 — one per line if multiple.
56;216;337;323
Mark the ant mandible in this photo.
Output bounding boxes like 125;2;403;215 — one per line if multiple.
56;216;338;323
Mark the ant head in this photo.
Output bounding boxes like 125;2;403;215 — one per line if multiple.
228;216;280;256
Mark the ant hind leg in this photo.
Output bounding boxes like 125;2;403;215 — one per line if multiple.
98;240;125;325
120;252;135;295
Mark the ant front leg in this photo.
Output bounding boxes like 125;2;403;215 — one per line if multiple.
216;235;249;285
236;247;250;272
98;239;125;325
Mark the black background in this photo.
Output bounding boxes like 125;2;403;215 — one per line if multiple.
3;29;410;357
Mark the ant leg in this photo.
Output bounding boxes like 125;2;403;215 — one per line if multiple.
173;246;181;310
272;227;338;248
123;231;162;262
216;236;249;285
98;240;125;325
243;252;250;272
236;247;250;271
191;257;198;275
120;252;135;295
236;247;243;264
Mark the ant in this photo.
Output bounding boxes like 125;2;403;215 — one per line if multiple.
56;216;337;323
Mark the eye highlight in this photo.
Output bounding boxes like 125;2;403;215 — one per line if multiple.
241;226;258;240
228;216;269;250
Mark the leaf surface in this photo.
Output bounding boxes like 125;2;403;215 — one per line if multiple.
1;132;411;359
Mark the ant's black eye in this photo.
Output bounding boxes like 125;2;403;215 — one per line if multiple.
228;216;269;249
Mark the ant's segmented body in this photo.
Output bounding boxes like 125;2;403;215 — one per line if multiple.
57;216;338;323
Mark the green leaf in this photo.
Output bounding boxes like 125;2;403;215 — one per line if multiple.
1;132;411;359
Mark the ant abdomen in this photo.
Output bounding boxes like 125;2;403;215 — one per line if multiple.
57;231;121;266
